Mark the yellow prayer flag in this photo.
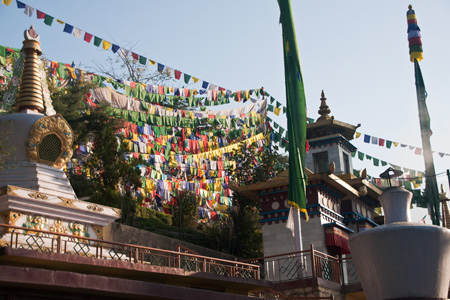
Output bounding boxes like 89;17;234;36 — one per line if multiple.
66;66;76;79
355;132;361;139
102;40;111;50
274;107;281;116
149;59;156;65
245;90;250;100
2;0;12;6
393;142;399;147
56;19;65;24
192;77;199;83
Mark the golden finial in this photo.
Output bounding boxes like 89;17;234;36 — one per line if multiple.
317;90;332;121
16;25;44;113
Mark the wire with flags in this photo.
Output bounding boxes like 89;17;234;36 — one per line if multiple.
4;0;286;117
355;132;450;158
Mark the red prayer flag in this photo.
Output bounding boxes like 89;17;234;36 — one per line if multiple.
219;87;225;91
84;32;93;43
175;70;181;80
131;52;139;60
379;138;385;146
236;91;242;102
36;10;45;19
415;148;422;155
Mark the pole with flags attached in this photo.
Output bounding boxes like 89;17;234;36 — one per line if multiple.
407;5;440;225
277;0;309;252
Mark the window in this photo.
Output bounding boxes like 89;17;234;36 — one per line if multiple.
313;151;328;173
343;153;350;174
38;134;62;163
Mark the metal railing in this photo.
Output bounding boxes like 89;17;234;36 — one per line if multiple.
0;223;259;280
250;289;334;300
243;245;350;285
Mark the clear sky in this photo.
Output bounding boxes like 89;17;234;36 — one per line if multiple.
1;1;449;222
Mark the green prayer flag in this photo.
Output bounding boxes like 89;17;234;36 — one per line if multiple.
278;0;307;217
381;160;388;166
358;151;364;161
268;104;274;112
94;36;102;47
373;158;380;166
44;15;54;26
124;85;131;96
139;55;147;65
184;74;191;84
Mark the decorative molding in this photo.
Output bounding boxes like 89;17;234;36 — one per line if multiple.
112;208;121;217
28;192;48;200
26;114;74;169
48;218;68;235
6;186;19;197
87;204;104;213
1;211;23;232
92;225;104;240
57;197;76;208
23;214;48;235
69;222;90;239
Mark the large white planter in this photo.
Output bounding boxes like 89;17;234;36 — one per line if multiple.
349;187;450;300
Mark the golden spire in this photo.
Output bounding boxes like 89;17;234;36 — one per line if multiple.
317;90;332;121
16;25;44;113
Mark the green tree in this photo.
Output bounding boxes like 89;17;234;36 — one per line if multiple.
172;190;199;230
205;143;287;258
49;76;142;221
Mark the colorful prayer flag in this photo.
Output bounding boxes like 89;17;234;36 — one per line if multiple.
63;24;74;34
44;14;54;26
93;36;102;47
278;0;308;219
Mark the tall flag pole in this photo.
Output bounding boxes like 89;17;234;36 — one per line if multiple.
407;5;440;225
278;0;308;251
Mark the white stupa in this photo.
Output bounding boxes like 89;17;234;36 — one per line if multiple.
0;27;119;243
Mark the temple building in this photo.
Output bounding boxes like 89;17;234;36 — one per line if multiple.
237;91;382;298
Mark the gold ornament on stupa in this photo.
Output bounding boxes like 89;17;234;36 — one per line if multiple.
16;25;44;113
